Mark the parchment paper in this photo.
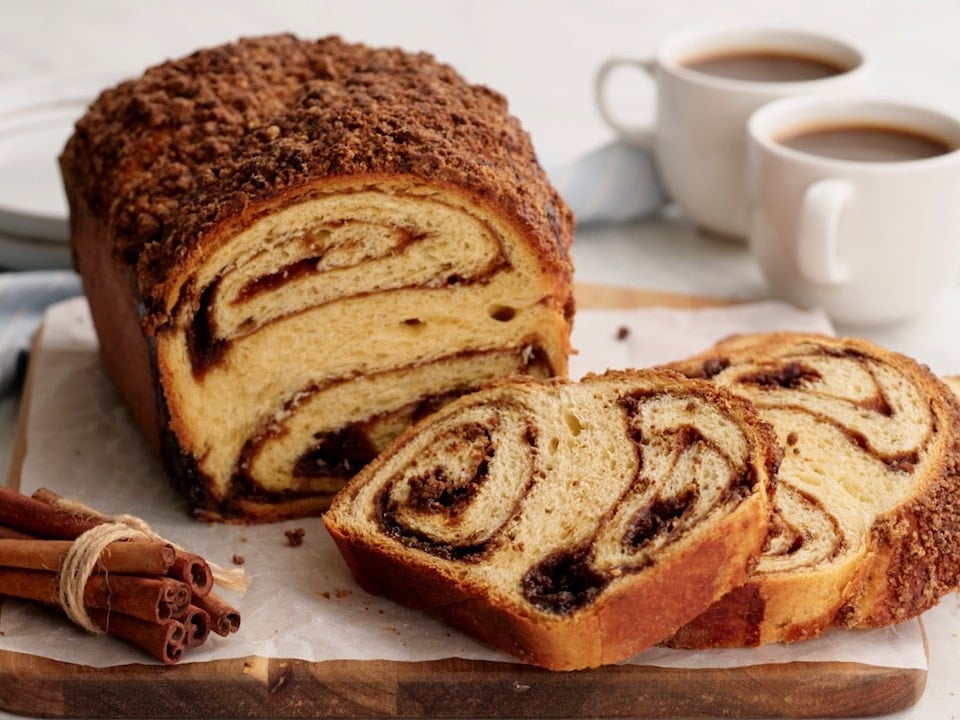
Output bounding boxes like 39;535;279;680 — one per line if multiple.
0;296;926;670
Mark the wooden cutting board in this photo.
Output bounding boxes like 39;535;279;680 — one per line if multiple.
0;284;927;719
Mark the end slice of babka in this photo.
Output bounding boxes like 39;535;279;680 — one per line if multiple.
663;333;960;647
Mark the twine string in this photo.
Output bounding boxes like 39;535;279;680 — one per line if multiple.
58;522;146;634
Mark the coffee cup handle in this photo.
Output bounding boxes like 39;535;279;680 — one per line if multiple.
594;57;656;146
796;178;853;286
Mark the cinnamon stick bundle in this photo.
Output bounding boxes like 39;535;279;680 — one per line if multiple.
0;486;245;664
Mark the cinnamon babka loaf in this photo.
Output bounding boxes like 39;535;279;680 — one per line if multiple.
59;35;575;522
324;369;780;670
662;333;960;648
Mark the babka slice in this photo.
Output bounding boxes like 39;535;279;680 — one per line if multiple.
663;333;960;648
59;35;574;522
324;369;780;670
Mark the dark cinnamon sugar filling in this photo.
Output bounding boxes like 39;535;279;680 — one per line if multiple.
376;492;493;561
182;209;510;377
404;424;494;515
186;279;228;374
765;484;845;564
375;438;504;554
227;345;552;498
521;390;759;615
738;361;821;389
721;350;927;473
293;427;379;480
290;392;465;482
374;418;536;561
522;546;609;614
231;224;430;303
622;486;699;552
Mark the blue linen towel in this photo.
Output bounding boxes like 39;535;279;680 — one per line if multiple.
0;270;82;396
547;139;668;226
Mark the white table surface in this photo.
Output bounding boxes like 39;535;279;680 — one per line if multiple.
2;1;960;718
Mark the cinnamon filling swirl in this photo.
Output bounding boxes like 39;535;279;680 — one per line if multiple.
373;401;538;561
362;382;765;616
715;345;933;499
520;391;761;614
181;195;510;378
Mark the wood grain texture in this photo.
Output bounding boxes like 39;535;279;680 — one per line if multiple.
0;651;928;719
574;282;736;310
0;284;927;718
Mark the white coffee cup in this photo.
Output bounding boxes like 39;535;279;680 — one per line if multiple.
747;95;960;325
595;25;871;238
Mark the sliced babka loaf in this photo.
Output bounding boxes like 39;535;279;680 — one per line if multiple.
59;35;574;522
663;333;960;647
324;369;780;670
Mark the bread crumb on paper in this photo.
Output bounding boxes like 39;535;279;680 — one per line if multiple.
284;527;305;546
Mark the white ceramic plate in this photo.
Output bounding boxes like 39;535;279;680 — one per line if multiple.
0;98;86;242
0;72;118;268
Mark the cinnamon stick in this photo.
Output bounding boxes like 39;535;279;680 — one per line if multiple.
180;605;211;647
87;609;185;665
94;574;192;622
192;591;242;636
0;524;35;540
31;487;135;532
29;487;72;507
0;487;99;540
0;569;191;624
0;538;176;575
169;551;214;597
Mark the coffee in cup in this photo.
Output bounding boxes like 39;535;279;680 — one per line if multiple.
775;122;953;162
680;49;848;83
595;25;872;238
747;95;960;325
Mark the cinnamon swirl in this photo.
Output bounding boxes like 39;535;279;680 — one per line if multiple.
324;369;779;670
663;333;960;647
60;35;574;522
